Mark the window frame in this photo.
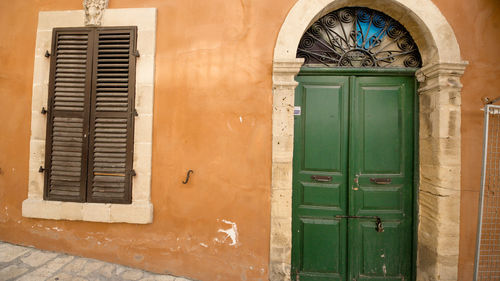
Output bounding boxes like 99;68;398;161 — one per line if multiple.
44;26;138;204
22;8;156;224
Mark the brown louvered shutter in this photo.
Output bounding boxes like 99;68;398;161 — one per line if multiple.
44;28;94;202
86;27;137;203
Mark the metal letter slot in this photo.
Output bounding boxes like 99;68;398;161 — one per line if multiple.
311;175;332;182
370;177;392;185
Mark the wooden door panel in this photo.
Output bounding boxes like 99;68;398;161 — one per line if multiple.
292;75;349;281
303;85;345;172
301;182;342;208
355;185;404;216
350;220;411;281
300;218;345;273
358;85;403;174
349;76;414;281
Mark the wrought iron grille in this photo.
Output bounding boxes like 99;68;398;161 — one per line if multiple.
296;7;422;68
475;105;500;281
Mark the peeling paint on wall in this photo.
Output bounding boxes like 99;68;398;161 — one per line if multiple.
216;219;239;246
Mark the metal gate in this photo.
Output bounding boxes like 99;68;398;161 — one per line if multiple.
475;104;500;280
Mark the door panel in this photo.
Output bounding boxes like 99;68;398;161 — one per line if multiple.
292;76;349;281
349;77;414;281
303;84;345;172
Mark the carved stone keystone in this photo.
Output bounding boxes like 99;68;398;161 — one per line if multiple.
83;0;109;26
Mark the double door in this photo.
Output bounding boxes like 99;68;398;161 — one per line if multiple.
291;73;415;281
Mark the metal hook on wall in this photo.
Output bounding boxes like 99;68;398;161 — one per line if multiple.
182;170;194;184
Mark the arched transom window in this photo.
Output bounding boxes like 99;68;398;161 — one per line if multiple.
297;7;422;68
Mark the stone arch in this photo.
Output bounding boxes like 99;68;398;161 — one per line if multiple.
270;1;468;280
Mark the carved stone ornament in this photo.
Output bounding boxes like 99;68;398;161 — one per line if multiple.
83;0;109;26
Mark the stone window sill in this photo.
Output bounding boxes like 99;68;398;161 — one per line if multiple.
22;199;153;224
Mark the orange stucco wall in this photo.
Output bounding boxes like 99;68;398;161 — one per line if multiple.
0;0;498;280
436;0;500;279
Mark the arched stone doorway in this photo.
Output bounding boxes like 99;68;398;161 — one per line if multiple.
270;0;468;280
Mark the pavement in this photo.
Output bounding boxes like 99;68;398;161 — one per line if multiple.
0;241;194;281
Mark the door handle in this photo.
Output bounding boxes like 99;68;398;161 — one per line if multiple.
311;175;332;182
335;215;384;233
370;177;392;185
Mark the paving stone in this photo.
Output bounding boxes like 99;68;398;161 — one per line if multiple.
21;250;58;267
62;258;86;273
0;242;193;281
17;255;74;281
115;265;127;275
51;272;76;281
0;244;30;262
97;263;116;278
0;264;29;280
50;273;89;281
122;269;144;280
77;260;103;276
142;275;176;281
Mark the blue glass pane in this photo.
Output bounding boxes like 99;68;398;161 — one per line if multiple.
356;18;387;49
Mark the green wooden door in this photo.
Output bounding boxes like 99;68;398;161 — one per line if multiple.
292;73;415;281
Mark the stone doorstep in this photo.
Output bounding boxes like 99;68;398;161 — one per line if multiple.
0;241;195;281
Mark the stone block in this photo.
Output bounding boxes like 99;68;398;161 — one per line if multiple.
270;198;292;219
273;135;294;156
121;269;144;280
136;29;157;56
0;244;30;262
96;264;115;278
271;188;292;205
63;258;88;275
29;140;45;171
132;172;152;201
419;137;460;167
135;83;154;114
78;260;103;276
133;142;152;175
28;169;44;199
134;114;153;144
21;250;58;267
17;255;74;281
37;11;85;31
110;202;153;224
34;30;52;56
30;112;47;142
59;202;84;221
82;203;111;222
0;265;29;280
271;163;293;188
136;55;155;84
22;199;62;220
33;56;50;85
31;83;48;113
273;89;294;108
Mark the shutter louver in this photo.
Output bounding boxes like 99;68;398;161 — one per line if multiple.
44;29;93;202
87;27;137;203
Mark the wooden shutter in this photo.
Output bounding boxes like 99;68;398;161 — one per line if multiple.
86;27;137;203
44;28;94;202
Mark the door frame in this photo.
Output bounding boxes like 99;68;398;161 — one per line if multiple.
291;67;419;281
270;1;468;280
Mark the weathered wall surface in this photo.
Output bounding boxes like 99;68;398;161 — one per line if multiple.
0;0;293;280
0;0;498;280
430;0;500;280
